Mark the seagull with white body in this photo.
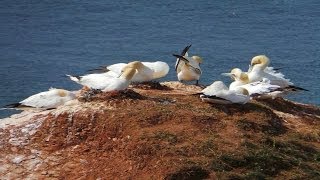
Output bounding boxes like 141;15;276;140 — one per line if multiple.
88;61;169;83
199;81;250;104
4;88;76;109
173;45;203;85
67;62;138;92
221;68;281;97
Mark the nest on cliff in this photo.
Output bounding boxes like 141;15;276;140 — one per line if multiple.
130;81;172;90
78;89;145;102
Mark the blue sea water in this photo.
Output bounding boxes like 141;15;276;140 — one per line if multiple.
0;0;319;118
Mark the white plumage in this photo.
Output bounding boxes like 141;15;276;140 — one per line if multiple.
174;45;202;84
5;88;76;109
200;81;250;104
94;61;169;83
234;79;280;96
247;55;293;88
67;65;138;92
67;73;131;92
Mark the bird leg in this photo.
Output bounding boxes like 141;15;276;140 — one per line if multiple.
195;80;199;86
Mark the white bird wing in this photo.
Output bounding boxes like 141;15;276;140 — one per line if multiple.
264;67;285;78
221;90;250;104
202;81;228;96
76;73;116;90
175;58;185;73
175;45;191;72
240;81;280;96
142;61;170;79
20;89;75;109
262;72;293;87
106;63;127;75
100;78;129;92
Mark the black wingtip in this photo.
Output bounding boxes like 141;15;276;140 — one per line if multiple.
181;44;192;56
4;103;22;108
191;92;203;96
288;85;309;91
273;67;284;71
173;54;182;58
86;68;109;73
173;54;189;63
74;75;81;80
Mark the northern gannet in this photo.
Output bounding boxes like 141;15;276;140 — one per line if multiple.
199;81;250;104
222;68;281;97
4;88;76;109
88;61;169;83
67;65;137;92
173;45;203;85
247;55;307;91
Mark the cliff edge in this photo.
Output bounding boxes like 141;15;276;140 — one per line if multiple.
0;82;319;179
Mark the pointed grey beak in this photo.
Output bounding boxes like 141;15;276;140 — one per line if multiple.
221;73;232;77
248;65;253;73
172;54;189;63
117;71;123;78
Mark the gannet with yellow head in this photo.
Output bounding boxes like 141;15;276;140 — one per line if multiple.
247;55;307;92
222;68;281;97
4;88;76;109
173;45;203;85
67;63;138;92
199;81;250;104
87;61;169;83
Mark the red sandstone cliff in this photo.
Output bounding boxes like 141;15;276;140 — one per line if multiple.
0;82;319;179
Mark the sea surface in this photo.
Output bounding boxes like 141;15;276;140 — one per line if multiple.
0;0;319;118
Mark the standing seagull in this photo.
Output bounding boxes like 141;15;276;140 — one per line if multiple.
173;45;203;85
4;88;76;109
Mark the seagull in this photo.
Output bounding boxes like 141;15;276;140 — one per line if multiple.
3;88;76;109
67;65;137;92
199;81;250;104
173;45;203;85
88;61;169;83
247;55;308;91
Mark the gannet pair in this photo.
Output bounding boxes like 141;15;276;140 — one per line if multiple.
173;45;203;85
67;61;169;91
219;55;307;100
4;88;76;109
199;81;250;104
199;79;280;104
90;61;170;83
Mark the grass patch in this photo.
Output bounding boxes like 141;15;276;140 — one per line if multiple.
197;139;216;157
152;131;179;144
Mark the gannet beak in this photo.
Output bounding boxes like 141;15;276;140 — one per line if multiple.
118;71;123;78
248;65;253;73
172;54;189;63
221;73;232;77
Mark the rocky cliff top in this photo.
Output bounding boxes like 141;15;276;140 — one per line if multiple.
1;82;319;179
